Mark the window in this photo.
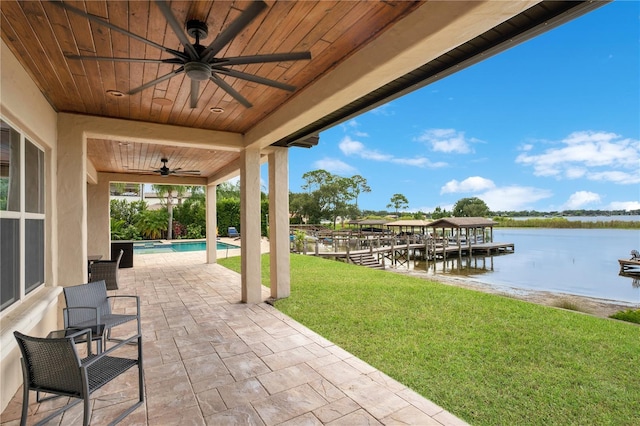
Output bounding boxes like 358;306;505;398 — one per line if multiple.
1;119;46;311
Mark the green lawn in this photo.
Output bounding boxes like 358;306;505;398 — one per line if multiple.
218;254;640;425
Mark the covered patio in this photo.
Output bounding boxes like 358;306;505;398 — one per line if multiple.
1;251;468;425
1;0;608;417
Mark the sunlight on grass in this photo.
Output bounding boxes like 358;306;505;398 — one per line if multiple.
218;254;640;425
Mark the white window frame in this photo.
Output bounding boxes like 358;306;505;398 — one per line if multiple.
0;117;46;311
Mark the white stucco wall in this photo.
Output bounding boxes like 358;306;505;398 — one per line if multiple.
0;40;61;412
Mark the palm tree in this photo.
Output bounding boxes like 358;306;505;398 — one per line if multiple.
136;210;168;239
152;184;179;239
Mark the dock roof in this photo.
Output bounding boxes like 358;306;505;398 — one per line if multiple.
429;217;496;228
385;219;432;227
348;219;389;226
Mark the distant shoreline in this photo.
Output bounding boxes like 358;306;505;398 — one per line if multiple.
493;216;640;229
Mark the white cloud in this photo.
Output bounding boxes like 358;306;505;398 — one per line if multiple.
339;136;365;155
478;186;553;211
341;119;369;137
370;104;395;116
440;176;496;194
415;128;477;154
392;157;447;168
515;131;640;184
338;136;444;168
312;157;356;175
562;191;601;210
606;201;640;211
588;170;639;184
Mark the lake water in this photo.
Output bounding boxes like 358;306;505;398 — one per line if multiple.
412;228;640;304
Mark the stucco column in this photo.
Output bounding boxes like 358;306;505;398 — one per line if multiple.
206;183;217;264
240;147;262;303
57;116;87;284
268;148;290;299
86;179;110;260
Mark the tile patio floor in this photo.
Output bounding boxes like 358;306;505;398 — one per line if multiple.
2;248;469;426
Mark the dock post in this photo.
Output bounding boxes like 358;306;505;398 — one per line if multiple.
391;239;395;266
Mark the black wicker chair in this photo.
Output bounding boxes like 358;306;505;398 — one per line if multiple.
63;280;140;346
14;329;143;426
90;249;123;290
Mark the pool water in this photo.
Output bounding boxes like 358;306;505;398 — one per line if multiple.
133;240;239;254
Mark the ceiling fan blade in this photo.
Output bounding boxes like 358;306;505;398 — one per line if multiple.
52;1;188;62
127;67;184;95
201;1;267;62
210;74;253;108
154;0;198;60
215;52;311;66
190;80;200;109
174;170;201;175
213;68;296;91
65;55;183;65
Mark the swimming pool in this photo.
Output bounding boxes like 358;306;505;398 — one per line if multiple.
133;240;239;254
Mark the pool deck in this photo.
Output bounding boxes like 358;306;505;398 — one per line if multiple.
1;242;468;426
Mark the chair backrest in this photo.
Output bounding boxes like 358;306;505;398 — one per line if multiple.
14;331;84;396
114;249;124;265
228;227;239;237
64;280;112;325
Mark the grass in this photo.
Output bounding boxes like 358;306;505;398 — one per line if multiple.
218;254;640;425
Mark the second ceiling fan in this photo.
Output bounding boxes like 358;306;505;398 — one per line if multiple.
55;0;312;109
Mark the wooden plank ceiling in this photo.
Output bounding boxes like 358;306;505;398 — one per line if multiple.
1;0;422;178
1;0;421;132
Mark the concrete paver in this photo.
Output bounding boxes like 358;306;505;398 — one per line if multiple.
1;250;469;425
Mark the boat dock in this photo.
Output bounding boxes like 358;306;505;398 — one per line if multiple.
290;217;514;269
302;235;514;268
618;258;640;274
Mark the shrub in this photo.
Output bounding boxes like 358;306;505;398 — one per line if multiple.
553;299;589;313
609;309;640;324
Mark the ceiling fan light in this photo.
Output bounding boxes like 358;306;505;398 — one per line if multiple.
185;62;212;81
107;90;125;97
153;97;173;106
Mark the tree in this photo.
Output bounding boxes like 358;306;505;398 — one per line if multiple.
452;197;490;217
289;192;317;224
136;209;168;239
348;175;371;212
152;184;196;239
110;199;147;240
301;170;333;193
293;170;374;226
431;206;451;219
173;191;206;238
387;193;409;216
217;181;240;200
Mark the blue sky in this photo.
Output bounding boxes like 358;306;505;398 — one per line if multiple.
281;0;640;213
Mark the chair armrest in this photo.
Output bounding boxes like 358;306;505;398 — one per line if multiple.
107;295;140;312
107;295;141;334
65;328;95;355
63;306;101;327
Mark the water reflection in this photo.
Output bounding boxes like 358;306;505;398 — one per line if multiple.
413;253;509;276
399;227;640;304
619;272;640;289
